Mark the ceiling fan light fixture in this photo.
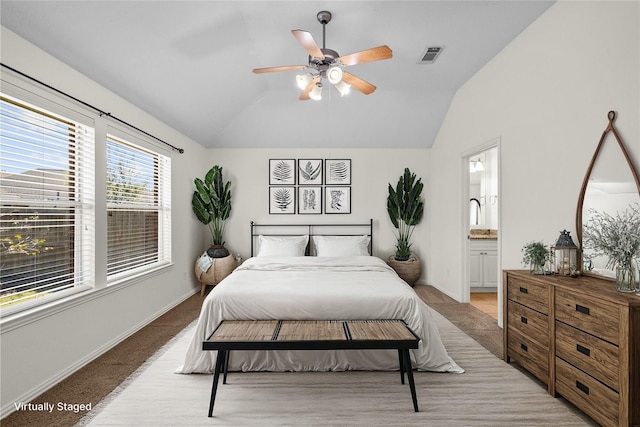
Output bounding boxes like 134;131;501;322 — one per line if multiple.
335;80;351;96
309;82;323;100
327;66;343;84
296;73;314;90
255;10;391;100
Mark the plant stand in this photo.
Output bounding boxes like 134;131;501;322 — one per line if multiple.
195;254;237;297
387;256;421;287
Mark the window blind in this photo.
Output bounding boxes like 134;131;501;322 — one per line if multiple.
106;135;171;279
0;95;95;312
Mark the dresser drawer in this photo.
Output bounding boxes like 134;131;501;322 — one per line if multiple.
555;289;620;345
555;321;619;391
507;300;548;348
555;357;619;427
507;276;549;314
507;327;549;384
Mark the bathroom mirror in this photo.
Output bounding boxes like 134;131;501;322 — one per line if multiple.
576;111;640;279
469;147;498;229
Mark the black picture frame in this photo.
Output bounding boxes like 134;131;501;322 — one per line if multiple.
298;186;322;214
269;186;296;214
297;159;323;185
269;159;296;185
325;159;351;185
325;186;351;214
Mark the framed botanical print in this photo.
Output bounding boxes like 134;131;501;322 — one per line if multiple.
325;159;351;185
269;186;295;214
298;159;322;185
269;159;296;185
298;186;322;214
325;186;351;214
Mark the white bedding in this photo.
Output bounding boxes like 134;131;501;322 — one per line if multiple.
176;256;463;374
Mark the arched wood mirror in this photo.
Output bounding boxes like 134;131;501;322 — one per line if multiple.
576;111;640;279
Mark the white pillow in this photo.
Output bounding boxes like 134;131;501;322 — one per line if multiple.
313;235;370;257
257;235;308;257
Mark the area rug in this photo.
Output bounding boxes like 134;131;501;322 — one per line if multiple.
77;309;595;426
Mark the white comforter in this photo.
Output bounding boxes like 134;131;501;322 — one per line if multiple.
176;256;463;374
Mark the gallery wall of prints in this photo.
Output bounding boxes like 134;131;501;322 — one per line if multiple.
269;159;351;214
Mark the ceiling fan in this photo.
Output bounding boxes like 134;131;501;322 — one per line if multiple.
252;10;392;100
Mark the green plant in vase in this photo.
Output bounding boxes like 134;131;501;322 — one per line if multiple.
192;165;232;258
387;168;424;261
521;241;550;275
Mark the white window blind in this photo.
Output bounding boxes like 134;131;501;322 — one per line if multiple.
0;95;95;313
106;135;171;280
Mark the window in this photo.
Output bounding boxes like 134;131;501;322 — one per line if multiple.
0;95;95;313
106;134;171;280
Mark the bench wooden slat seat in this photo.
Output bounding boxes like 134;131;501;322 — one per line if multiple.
203;319;421;416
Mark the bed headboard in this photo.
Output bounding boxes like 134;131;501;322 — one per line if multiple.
250;219;374;257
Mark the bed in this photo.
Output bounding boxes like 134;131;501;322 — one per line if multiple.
176;221;463;374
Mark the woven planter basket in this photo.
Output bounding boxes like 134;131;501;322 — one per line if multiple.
195;253;236;285
387;256;421;287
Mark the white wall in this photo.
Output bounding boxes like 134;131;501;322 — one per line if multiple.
0;27;207;417
199;149;431;267
429;1;639;311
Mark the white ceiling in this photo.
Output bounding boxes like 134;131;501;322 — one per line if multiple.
1;1;554;149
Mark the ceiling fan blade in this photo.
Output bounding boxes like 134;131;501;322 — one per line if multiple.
339;45;392;67
253;65;307;74
299;76;322;100
291;30;324;59
341;72;377;95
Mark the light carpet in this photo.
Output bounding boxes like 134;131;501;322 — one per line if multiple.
77;309;595;427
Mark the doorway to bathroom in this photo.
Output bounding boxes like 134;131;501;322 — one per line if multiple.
464;143;500;321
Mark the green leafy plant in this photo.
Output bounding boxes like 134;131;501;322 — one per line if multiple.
387;168;424;260
192;165;232;245
521;241;549;271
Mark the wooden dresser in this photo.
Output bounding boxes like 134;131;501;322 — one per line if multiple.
503;270;640;427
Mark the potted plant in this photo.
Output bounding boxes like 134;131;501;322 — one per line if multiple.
521;241;549;275
386;168;424;286
192;165;232;258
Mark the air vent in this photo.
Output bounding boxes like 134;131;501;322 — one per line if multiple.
419;46;443;64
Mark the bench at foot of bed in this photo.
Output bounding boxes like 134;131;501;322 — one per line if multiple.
202;319;421;416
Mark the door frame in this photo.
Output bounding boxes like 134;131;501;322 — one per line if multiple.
460;138;503;325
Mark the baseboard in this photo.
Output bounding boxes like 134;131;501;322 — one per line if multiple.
1;288;198;419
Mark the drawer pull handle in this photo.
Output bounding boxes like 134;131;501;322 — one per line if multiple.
519;287;528;294
576;304;590;315
520;343;528;352
576;344;591;357
520;316;528;324
576;381;590;395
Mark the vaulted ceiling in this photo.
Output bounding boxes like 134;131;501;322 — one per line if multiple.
1;1;554;149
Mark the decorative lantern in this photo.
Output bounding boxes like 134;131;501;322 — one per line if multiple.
552;230;578;276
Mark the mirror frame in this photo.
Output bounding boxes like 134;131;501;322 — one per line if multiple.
575;111;640;279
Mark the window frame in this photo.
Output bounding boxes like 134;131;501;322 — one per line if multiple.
0;92;96;318
0;75;173;324
105;130;172;285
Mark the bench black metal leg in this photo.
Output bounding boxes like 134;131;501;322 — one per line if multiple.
223;350;230;384
398;349;405;384
208;350;226;417
402;349;419;412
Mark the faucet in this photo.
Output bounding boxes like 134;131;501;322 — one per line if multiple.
470;198;481;225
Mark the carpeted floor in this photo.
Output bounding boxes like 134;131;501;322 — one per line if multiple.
78;298;595;426
1;291;203;427
2;285;504;427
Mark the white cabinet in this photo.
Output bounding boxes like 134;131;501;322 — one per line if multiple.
469;239;497;289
